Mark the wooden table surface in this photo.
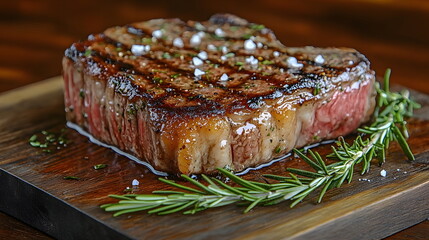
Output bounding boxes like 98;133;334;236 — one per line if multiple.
0;0;428;239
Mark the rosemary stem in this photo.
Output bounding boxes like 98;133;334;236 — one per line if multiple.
102;69;419;216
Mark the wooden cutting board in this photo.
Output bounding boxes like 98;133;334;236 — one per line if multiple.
0;76;428;240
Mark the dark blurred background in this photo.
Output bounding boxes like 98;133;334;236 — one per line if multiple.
0;0;428;239
0;0;428;93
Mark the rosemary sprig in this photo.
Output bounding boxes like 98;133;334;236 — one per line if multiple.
102;69;420;216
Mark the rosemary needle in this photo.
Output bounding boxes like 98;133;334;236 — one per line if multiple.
102;69;420;216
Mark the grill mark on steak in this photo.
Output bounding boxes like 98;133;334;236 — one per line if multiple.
103;31;268;88
125;20;344;78
83;55;227;118
73;36;261;107
89;37;235;109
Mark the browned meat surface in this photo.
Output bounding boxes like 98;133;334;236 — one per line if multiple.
62;14;376;174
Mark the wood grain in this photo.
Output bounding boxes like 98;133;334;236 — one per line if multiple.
0;77;428;239
1;0;429;238
385;220;429;240
0;212;54;240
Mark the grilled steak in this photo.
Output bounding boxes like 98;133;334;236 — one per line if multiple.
63;14;376;174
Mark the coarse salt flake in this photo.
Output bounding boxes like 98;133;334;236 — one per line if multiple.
173;38;184;48
194;68;205;77
190;34;202;46
197;31;205;38
315;55;325;64
244;39;256;50
207;44;217;51
198;51;208;60
220;73;229;81
131;45;150;56
221;46;229;54
273;51;280;57
257;42;263;48
152;30;163;39
132;179;139;186
215;28;225;37
287;57;303;68
380;170;387;177
245;55;258;65
192;57;203;66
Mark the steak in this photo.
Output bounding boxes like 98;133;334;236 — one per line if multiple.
62;14;376;174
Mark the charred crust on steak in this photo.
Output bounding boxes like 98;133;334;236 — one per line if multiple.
209;13;250;26
64;14;371;120
63;14;376;174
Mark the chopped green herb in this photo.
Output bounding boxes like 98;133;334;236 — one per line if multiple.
63;176;80;180
275;146;282;153
313;84;321;95
29;129;69;152
30;141;41;147
242;34;252;40
46;134;56;143
84;49;92;57
94;164;108;170
153;77;163;84
29;135;37;142
116;47;123;51
262;60;274;65
79;89;85;98
235;62;244;66
39;143;48;148
230;26;239;32
250;24;265;30
171;73;181;78
162;52;171;59
141;38;152;44
224;53;235;58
